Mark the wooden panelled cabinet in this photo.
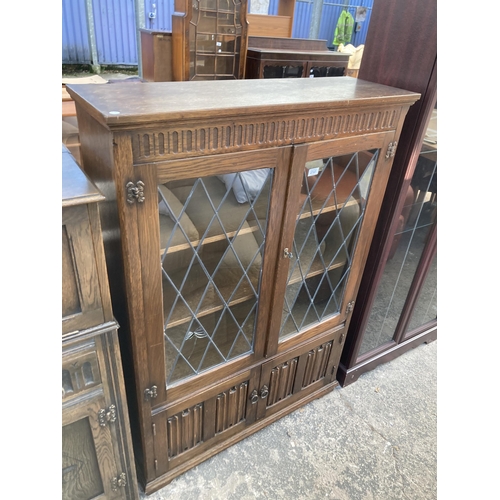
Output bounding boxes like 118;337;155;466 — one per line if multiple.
245;36;350;79
62;145;139;500
66;78;419;494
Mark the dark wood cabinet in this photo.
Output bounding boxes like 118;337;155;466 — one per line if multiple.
337;0;437;386
66;77;418;494
62;146;139;499
246;36;349;79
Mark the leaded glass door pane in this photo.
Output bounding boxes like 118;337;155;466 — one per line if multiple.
279;150;378;340
159;169;273;385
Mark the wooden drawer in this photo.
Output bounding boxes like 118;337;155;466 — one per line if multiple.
62;336;103;402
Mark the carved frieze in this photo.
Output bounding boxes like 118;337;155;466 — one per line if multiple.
131;108;399;163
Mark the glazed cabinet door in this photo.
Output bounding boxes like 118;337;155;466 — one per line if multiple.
267;131;398;356
142;144;292;479
172;0;248;81
129;146;292;408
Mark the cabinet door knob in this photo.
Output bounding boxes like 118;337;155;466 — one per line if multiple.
283;248;294;259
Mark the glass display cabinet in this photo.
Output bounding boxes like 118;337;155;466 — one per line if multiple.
337;0;437;386
172;0;249;80
66;77;419;493
339;111;437;385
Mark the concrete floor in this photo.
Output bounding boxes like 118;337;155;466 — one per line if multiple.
140;341;437;500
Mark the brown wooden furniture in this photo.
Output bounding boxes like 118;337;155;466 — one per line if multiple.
246;36;349;79
247;0;296;37
338;0;437;386
171;0;249;80
66;77;419;493
62;145;139;499
140;29;174;82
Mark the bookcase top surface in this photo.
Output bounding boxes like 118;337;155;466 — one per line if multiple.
62;145;105;207
66;77;419;129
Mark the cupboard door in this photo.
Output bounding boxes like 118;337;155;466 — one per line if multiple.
62;396;122;500
62;204;105;334
256;326;344;420
151;367;260;476
150;148;291;402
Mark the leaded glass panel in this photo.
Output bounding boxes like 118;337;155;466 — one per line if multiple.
279;150;378;340
358;131;437;355
159;169;273;385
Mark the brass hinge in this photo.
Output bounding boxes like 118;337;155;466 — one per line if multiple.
126;180;145;204
98;404;117;427
386;141;398;159
144;385;158;401
111;472;127;491
346;300;355;314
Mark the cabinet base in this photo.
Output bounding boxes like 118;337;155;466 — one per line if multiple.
338;326;437;387
143;379;338;495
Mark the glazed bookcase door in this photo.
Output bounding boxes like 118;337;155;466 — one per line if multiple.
189;0;246;80
154;148;291;400
267;133;396;355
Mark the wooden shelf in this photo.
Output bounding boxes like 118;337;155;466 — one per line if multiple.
163;270;259;329
288;252;346;286
160;218;261;256
298;197;359;220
